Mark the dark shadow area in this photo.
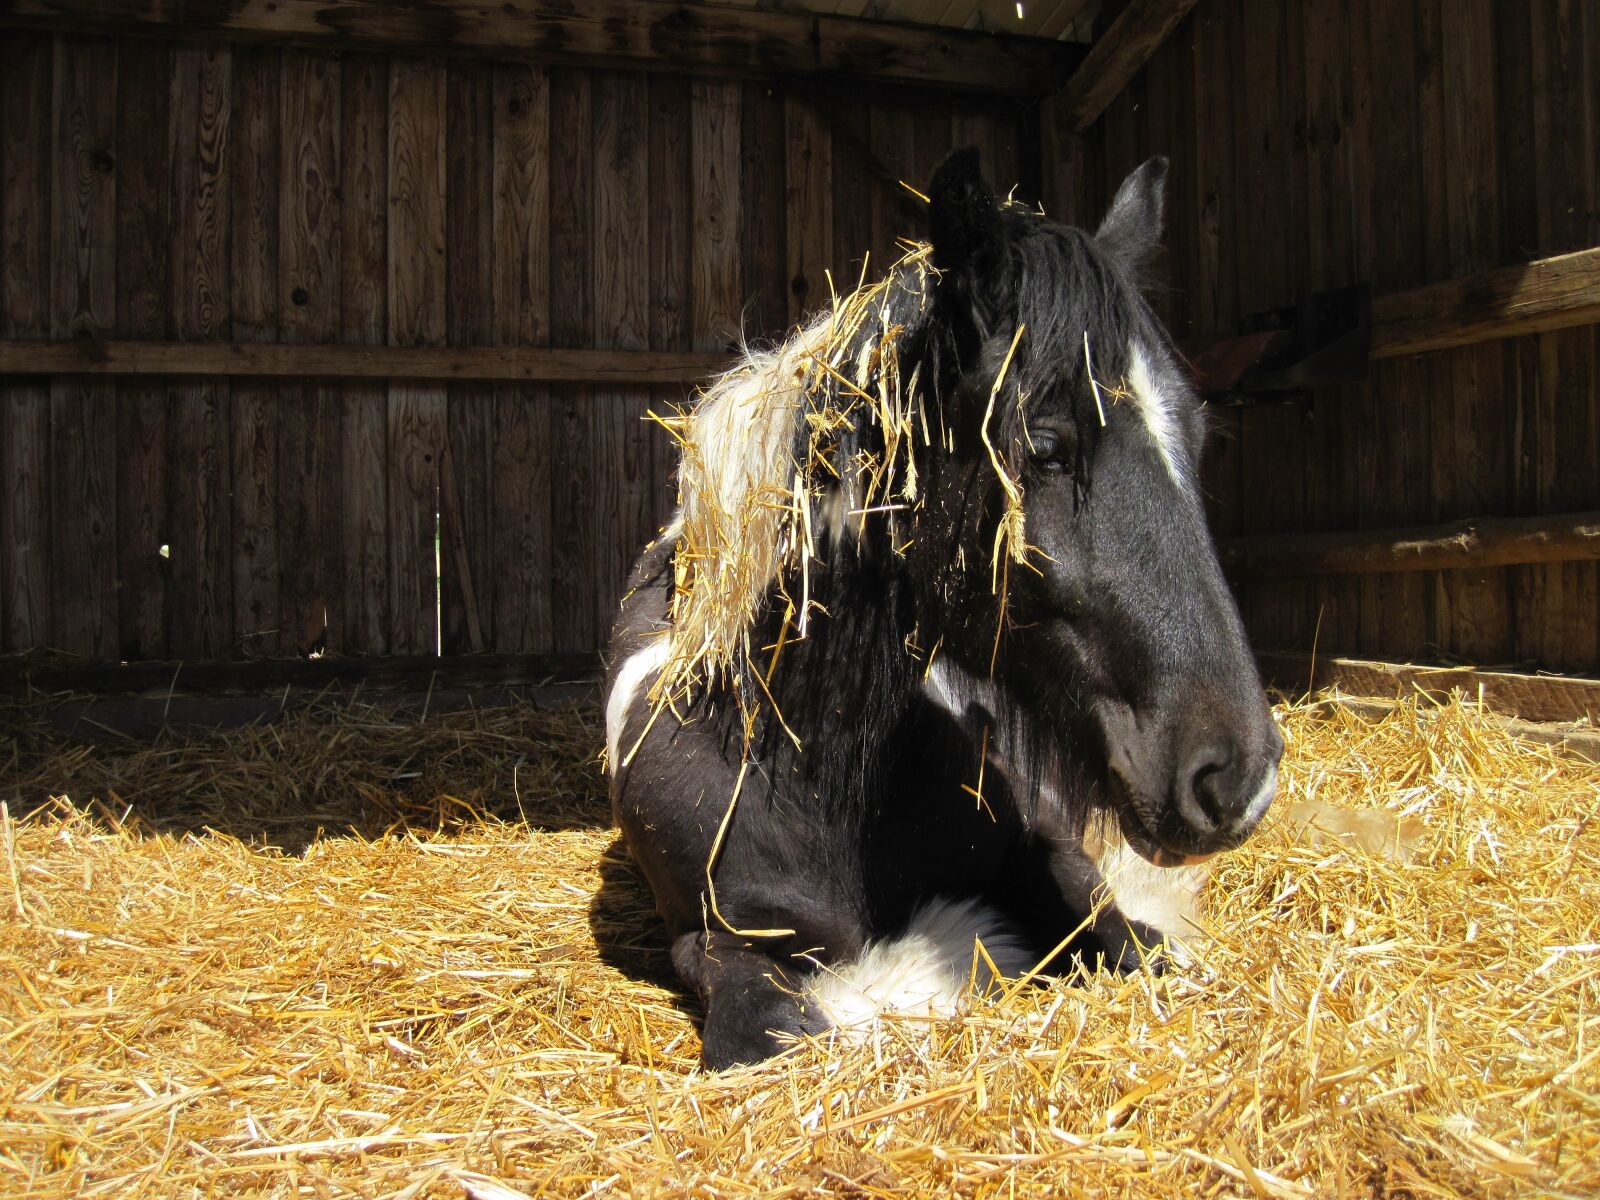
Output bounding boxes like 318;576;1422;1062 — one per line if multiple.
0;691;611;852
588;834;701;1018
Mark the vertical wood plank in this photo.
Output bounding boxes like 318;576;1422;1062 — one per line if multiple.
387;56;448;656
868;102;915;276
2;34;54;652
830;98;873;300
1233;0;1308;651
490;62;553;654
339;52;389;655
1190;1;1241;545
1375;0;1431;660
230;45;280;658
1428;0;1511;663
441;58;493;655
1301;0;1362;655
691;78;742;354
1528;0;1597;672
114;38;171;661
592;70;652;645
783;93;832;328
648;72;692;533
279;49;342;657
167;43;233;660
547;67;595;654
740;79;788;345
910;106;951;230
49;35;119;659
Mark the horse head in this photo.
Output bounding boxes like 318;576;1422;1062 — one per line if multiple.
910;149;1282;867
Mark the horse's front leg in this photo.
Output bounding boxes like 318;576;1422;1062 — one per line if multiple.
1046;845;1169;974
671;931;830;1070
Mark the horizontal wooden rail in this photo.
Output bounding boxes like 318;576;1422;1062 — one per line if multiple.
0;0;1082;96
1218;511;1600;578
1371;245;1600;358
5;652;603;697
0;339;731;385
1256;651;1600;725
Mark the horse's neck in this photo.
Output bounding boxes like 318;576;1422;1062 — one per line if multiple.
751;552;920;805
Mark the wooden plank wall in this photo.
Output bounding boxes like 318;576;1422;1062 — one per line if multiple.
1051;0;1600;674
0;33;1026;664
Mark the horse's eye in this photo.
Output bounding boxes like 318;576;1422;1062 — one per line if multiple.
1027;428;1075;474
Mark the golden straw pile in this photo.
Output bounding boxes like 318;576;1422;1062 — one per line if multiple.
2;691;1596;1198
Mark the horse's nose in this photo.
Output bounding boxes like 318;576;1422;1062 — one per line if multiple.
1176;724;1283;839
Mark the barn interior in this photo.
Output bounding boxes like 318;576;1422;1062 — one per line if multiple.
1;2;1597;1196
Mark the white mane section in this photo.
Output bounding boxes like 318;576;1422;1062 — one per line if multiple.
653;245;934;707
659;312;836;699
808;897;1034;1032
1125;342;1189;487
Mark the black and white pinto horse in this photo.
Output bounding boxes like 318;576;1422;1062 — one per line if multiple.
605;150;1282;1070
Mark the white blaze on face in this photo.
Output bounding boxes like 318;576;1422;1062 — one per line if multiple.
1124;342;1189;487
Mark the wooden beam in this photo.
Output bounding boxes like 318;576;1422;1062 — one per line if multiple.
1054;0;1200;132
0;339;729;384
1256;651;1600;725
1217;511;1600;579
5;652;602;697
0;0;1082;97
1371;245;1600;358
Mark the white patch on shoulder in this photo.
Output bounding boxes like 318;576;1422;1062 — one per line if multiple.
1124;342;1188;487
1081;817;1210;943
604;637;672;771
808;897;1034;1032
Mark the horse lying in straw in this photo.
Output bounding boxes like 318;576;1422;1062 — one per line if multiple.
605;150;1283;1070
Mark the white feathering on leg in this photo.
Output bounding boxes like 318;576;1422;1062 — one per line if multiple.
808;898;1035;1032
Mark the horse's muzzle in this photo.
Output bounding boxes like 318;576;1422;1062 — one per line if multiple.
1097;698;1284;863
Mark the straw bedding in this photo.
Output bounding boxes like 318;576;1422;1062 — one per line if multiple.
2;691;1596;1198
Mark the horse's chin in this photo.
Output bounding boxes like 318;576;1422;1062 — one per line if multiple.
1111;796;1220;869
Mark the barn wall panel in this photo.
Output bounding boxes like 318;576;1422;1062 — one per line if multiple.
114;39;172;663
489;62;553;656
2;34;56;654
1071;0;1600;674
278;49;344;659
0;32;1033;669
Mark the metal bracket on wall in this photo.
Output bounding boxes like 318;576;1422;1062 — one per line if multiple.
1184;284;1371;405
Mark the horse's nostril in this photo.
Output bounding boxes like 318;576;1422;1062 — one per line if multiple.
1179;742;1235;833
1191;760;1230;828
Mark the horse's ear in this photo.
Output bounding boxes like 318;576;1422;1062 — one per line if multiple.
1095;157;1168;271
927;147;1004;282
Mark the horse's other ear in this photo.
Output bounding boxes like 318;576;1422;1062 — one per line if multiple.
927;146;1004;282
1095;157;1168;272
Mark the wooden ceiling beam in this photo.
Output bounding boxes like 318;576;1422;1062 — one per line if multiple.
0;0;1083;96
1054;0;1200;131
